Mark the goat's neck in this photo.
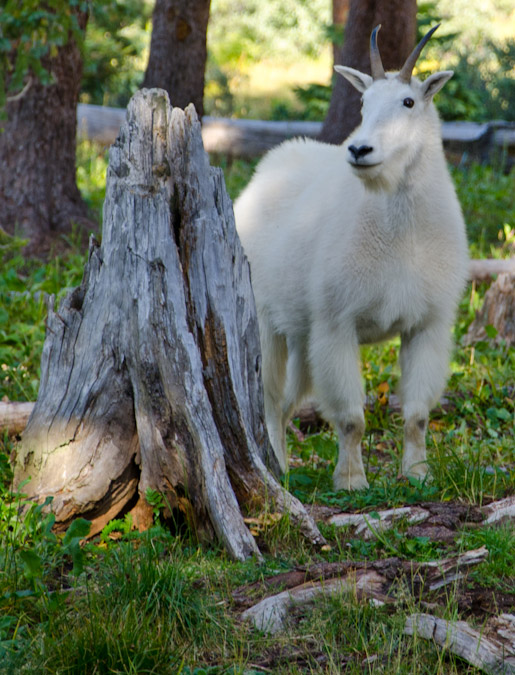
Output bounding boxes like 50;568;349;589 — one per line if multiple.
383;139;446;234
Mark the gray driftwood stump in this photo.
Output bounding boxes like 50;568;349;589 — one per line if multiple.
15;89;324;560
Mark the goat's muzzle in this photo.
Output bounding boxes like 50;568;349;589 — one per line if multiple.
349;144;374;162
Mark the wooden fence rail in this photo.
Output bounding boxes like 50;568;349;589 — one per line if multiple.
77;103;515;166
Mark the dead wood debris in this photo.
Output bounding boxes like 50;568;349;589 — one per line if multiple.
404;612;515;675
238;497;515;666
310;497;515;541
237;547;488;633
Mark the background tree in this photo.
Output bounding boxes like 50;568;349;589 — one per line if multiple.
320;0;417;144
142;0;211;117
0;2;94;254
330;0;350;66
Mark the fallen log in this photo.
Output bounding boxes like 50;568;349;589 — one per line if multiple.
0;401;35;435
76;104;515;166
468;259;515;282
404;613;515;675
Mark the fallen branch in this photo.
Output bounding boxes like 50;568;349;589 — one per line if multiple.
239;547;488;634
241;570;387;634
315;498;513;542
6;77;33;103
327;505;431;539
483;496;515;525
404;612;515;675
415;546;490;592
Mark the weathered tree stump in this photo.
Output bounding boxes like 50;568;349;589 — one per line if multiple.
14;89;324;560
464;273;515;347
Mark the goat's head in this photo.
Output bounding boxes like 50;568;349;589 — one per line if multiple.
336;25;453;192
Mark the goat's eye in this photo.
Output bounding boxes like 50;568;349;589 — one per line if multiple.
403;97;415;108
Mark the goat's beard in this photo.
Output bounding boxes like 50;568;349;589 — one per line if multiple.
356;169;395;193
353;165;400;193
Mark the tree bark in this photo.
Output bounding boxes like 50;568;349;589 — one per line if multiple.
14;89;324;561
142;0;210;118
0;8;94;254
319;0;417;144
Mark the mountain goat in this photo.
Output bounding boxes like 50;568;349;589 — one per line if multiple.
234;25;469;490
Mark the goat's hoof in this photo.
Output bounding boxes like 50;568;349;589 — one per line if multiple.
333;473;369;491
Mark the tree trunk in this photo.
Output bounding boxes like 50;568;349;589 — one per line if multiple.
0;9;94;254
14;89;324;561
319;0;417;145
142;0;210;118
331;0;350;66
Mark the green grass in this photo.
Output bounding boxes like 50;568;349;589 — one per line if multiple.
0;145;513;673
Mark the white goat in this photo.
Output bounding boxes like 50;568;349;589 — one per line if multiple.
234;25;469;490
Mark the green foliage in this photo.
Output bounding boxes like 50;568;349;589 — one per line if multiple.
0;232;85;401
80;0;152;108
271;81;332;121
0;0;151;112
419;38;515;122
211;156;260;202
456;523;515;591
209;0;330;67
286;333;514;512
451;165;515;256
0;0;88;110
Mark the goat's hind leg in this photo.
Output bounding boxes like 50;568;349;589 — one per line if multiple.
264;336;311;473
281;336;312;432
259;317;289;472
400;323;451;479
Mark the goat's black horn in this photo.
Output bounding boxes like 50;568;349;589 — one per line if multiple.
370;25;386;80
397;23;440;83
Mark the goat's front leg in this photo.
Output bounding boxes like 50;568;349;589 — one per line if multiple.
310;325;368;490
400;322;452;479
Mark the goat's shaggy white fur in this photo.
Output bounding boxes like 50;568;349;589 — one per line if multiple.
234;36;469;490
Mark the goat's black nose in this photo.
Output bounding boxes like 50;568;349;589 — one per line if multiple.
348;144;374;160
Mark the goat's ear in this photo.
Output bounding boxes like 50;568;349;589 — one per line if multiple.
422;70;453;100
335;66;373;93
